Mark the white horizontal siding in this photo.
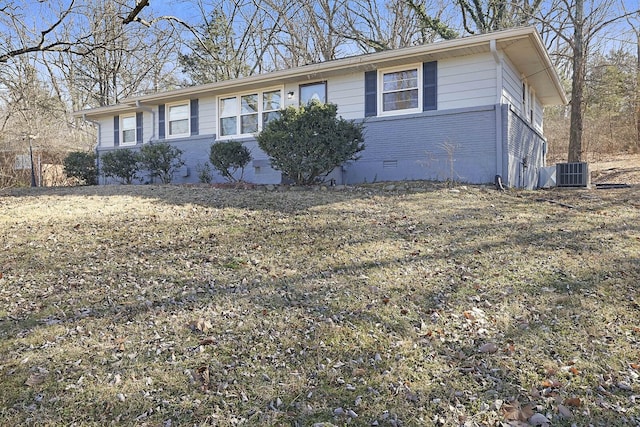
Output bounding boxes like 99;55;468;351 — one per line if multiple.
438;53;497;110
198;95;217;136
142;111;153;143
327;73;363;119
533;96;544;132
99;115;115;148
283;83;298;108
502;56;522;109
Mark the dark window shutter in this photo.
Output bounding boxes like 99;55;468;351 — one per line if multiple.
158;104;165;139
113;115;120;147
136;112;143;144
190;99;199;136
423;61;437;111
364;71;377;117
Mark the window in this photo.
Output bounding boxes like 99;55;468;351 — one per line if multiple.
300;82;326;105
168;103;189;137
219;89;282;137
522;81;534;123
262;90;281;125
121;115;136;145
382;68;419;113
241;94;258;134
529;88;535;123
220;97;238;136
366;62;436;117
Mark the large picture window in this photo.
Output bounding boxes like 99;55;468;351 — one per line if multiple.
219;89;282;137
168;103;189;137
382;68;419;112
121;115;136;145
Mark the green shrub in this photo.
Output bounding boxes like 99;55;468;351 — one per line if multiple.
140;142;185;184
63;151;97;185
100;149;141;184
209;141;252;182
256;102;364;185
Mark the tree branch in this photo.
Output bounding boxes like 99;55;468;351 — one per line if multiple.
122;0;150;25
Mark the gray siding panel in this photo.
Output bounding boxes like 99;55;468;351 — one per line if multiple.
98;104;552;188
505;106;546;189
345;106;498;184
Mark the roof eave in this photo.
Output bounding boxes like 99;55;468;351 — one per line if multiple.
75;26;567;117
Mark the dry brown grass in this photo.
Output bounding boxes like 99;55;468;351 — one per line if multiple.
1;183;639;426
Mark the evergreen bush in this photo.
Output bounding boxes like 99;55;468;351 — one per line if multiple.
256;102;364;185
209;141;252;182
63;151;97;185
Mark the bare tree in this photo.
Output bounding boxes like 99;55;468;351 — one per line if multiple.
49;1;180;108
536;0;639;162
337;0;431;52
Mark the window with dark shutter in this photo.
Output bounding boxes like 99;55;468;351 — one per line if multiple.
423;61;437;111
190;99;199;136
364;71;377;117
158;104;165;139
136;112;143;144
113;115;120;147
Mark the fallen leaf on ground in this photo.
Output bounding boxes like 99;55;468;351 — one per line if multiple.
557;404;573;418
478;342;498;353
189;318;212;333
541;379;561;388
25;373;47;387
352;368;366;377
528;412;550;425
564;397;581;407
196;365;210;391
502;401;534;421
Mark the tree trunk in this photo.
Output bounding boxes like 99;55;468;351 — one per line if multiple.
636;33;639;148
568;0;584;162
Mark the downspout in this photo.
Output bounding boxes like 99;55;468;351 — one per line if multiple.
136;100;156;143
83;114;102;184
490;39;504;183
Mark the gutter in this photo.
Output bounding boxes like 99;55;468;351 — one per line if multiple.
136;100;156;143
490;39;504;180
83;114;102;184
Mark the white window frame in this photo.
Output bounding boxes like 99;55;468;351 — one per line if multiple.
240;93;259;135
262;89;283;126
299;81;327;105
121;114;137;146
378;64;422;116
522;78;535;123
167;101;190;138
529;86;535;124
217;87;283;139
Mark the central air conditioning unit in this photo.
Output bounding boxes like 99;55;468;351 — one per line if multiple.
556;162;589;187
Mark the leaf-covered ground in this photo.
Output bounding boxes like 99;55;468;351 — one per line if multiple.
1;183;639;426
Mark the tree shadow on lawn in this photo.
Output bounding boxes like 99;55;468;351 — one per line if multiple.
2;184;639;424
0;183;450;214
4;233;637;424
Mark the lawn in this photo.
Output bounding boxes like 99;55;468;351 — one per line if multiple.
1;183;639;426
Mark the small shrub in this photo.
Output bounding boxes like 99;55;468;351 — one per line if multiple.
100;149;141;184
209;141;252;182
140;142;185;184
257;101;365;185
196;162;213;184
63;151;97;185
